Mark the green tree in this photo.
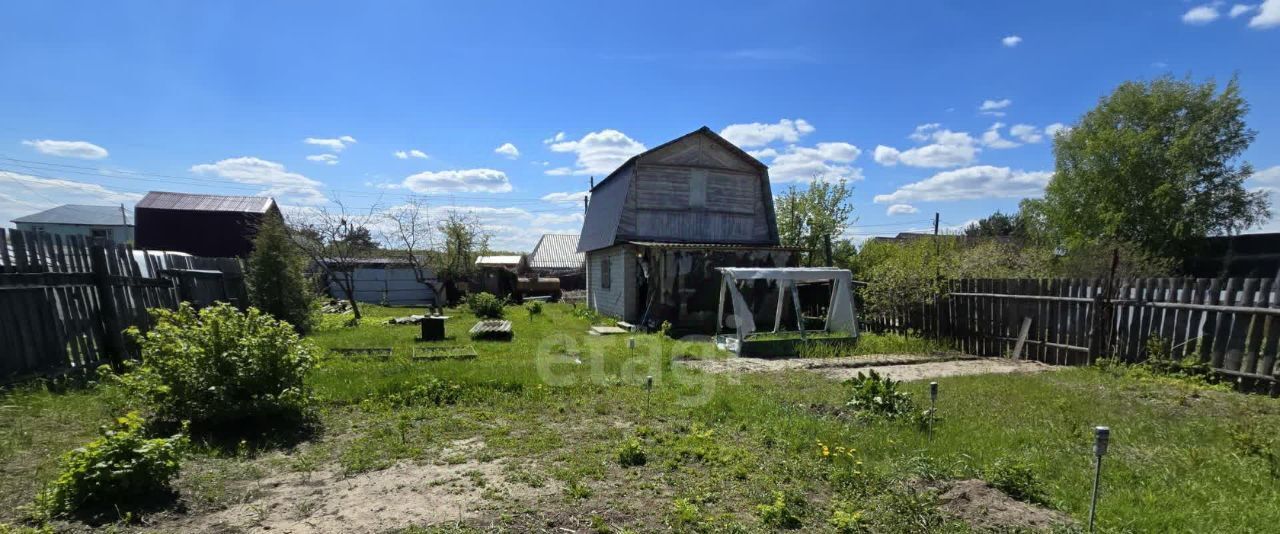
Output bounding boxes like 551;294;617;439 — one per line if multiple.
247;215;316;333
775;177;856;265
963;210;1029;239
1037;76;1269;259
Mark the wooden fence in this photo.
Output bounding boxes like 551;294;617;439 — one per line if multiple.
860;276;1280;388
0;229;246;382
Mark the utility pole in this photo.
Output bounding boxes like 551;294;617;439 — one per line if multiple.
934;212;942;336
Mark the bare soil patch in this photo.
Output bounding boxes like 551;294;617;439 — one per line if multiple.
159;440;559;533
680;353;1058;382
928;479;1075;531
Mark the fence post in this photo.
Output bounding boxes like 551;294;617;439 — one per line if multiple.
89;242;125;369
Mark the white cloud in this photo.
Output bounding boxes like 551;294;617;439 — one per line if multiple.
21;139;109;160
494;142;520;159
1002;35;1023;47
1251;165;1280;188
304;136;357;152
0;170;142;224
394;149;429;160
886;203;919;216
1251;0;1280;28
981;123;1021;149
909;123;941;142
545;167;574;176
422;204;585;251
190;157;327;205
547;129;646;176
747;147;779;160
1044;123;1070;138
873;165;1052;203
874;128;979;168
401;168;512;193
979;99;1012;116
543;131;566;144
1183;5;1221;24
1231;4;1258;17
1010;124;1044;144
763;142;862;182
306;154;339;165
541;191;591;203
719;118;815;148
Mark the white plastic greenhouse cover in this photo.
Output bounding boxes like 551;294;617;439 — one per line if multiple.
717;267;859;340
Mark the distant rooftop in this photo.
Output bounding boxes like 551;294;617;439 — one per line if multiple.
11;204;134;226
136;191;276;213
529;234;584;270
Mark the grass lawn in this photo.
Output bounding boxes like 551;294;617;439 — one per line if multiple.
2;302;1280;532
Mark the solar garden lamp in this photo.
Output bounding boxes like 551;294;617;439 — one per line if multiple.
928;382;938;442
645;375;654;414
1089;426;1110;533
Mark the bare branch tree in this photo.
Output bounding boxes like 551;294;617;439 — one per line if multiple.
431;209;492;305
287;199;382;321
382;196;445;314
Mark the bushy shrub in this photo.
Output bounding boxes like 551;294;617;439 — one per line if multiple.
616;437;647;467
35;412;186;519
124;303;316;432
467;292;505;319
756;491;803;529
986;457;1047;505
845;370;918;419
524;300;543;320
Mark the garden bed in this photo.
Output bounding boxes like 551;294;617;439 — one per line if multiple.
720;332;858;358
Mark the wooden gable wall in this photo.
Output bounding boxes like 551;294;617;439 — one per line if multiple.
616;131;778;245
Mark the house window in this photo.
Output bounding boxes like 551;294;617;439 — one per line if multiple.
91;229;111;239
601;256;612;290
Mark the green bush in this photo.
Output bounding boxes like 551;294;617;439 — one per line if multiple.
34;412;186;519
986;457;1047;505
467;292;505;319
525;300;543;320
844;370;918;419
616;437;647;467
124;302;316;433
756;491;803;529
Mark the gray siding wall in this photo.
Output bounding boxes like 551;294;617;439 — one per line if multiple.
587;244;635;321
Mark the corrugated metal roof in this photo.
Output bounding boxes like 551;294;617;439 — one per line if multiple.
136;191;276;213
476;255;526;266
11;204;134;226
577;165;631;252
529;234;584;270
627;241;805;251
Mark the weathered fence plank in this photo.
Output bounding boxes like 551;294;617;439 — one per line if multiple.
0;228;246;382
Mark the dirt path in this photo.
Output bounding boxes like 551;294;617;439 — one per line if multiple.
680;353;1058;382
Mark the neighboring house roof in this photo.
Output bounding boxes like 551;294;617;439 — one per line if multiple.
11;204;134;226
476;255;526;267
136;191;276;213
529;234;584;270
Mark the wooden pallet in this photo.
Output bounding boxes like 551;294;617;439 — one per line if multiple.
411;345;479;361
331;347;393;358
469;320;513;340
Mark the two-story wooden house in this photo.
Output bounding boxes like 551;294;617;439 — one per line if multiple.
577;127;798;331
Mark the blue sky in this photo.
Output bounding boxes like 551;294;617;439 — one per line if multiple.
3;0;1279;250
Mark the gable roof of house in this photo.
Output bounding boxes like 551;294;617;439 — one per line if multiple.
529;234;584;270
11;204;134;226
136;191;276;213
577;127;772;253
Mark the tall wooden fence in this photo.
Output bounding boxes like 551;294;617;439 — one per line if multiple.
0;229;246;382
860;276;1280;387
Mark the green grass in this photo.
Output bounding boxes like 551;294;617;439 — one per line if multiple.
2;302;1280;532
